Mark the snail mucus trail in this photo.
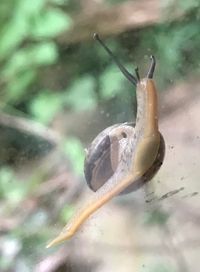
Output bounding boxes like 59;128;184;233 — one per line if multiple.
46;33;165;248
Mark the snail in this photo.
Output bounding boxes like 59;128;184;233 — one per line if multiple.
46;33;165;248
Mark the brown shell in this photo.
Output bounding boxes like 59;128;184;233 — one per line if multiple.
84;123;134;192
84;123;165;195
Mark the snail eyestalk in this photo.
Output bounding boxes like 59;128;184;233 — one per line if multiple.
93;33;137;85
135;67;140;83
147;55;156;79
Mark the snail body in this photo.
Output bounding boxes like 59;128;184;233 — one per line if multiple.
47;34;165;248
85;122;164;194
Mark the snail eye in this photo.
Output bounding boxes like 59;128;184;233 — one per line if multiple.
121;132;127;138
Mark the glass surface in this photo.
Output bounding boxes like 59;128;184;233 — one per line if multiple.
0;0;200;271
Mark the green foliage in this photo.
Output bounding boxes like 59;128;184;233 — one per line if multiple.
4;42;58;78
0;167;28;204
50;0;69;4
143;208;170;226
105;0;127;5
60;205;75;223
1;1;200;270
0;0;72;107
64;75;97;111
99;64;124;99
142;262;176;272
30;8;71;38
137;15;200;88
12;226;50;263
156;23;200;82
63;137;85;175
5;70;37;103
168;0;199;11
0;0;71;58
30;89;63;124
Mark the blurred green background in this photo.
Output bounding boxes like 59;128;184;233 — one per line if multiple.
1;0;200;271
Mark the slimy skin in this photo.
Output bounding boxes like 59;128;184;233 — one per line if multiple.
46;76;163;248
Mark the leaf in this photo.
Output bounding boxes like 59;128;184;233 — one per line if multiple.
30;8;72;38
28;42;58;65
18;0;46;16
49;0;69;4
3;42;58;78
0;168;28;204
99;64;124;99
29;90;62;124
0;0;45;59
173;0;199;11
64;75;97;111
60;205;75;223
0;19;28;59
105;0;126;5
5;70;36;103
0;2;71;58
63;137;85;175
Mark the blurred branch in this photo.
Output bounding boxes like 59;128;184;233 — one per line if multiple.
0;112;61;145
0;148;82;232
35;245;98;272
35;247;70;272
58;0;185;45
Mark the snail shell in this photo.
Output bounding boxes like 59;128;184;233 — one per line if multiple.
84;123;165;194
